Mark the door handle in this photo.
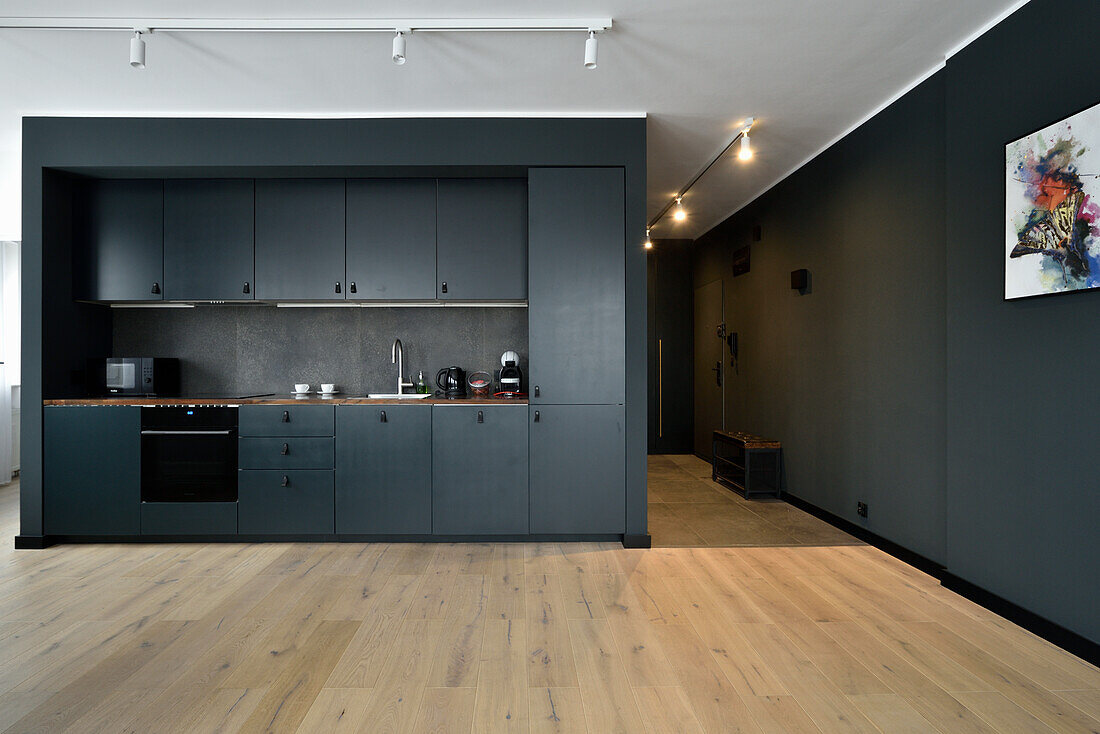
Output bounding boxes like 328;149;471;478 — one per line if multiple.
380;410;387;423
151;282;160;295
713;360;722;388
280;443;289;455
441;281;448;294
349;282;357;294
281;410;289;422
533;385;540;398
334;281;342;294
477;410;484;424
281;475;289;487
243;282;250;294
533;410;540;423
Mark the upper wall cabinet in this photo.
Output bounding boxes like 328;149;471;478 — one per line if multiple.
528;168;625;405
346;179;436;300
163;179;255;301
256;179;346;300
436;179;527;300
74;179;164;301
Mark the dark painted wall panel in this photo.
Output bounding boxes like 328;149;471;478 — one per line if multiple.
647;239;693;453
694;72;948;563
943;0;1100;644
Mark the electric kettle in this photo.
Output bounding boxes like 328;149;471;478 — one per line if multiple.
435;366;468;399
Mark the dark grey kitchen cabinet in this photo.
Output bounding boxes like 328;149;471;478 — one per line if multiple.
436;178;527;300
239;404;334;437
74;179;164;301
431;405;528;534
528;168;625;405
255;179;346;300
336;405;432;534
238;470;335;534
44;406;140;535
163;179;255;301
346;179;437;300
239;437;334;470
530;405;625;534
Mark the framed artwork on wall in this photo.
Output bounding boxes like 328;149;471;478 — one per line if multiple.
1005;99;1100;300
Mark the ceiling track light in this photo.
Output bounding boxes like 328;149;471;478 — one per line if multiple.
129;28;147;69
584;30;598;69
392;28;408;65
649;117;757;231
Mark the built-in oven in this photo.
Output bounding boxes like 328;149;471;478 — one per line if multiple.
140;406;238;503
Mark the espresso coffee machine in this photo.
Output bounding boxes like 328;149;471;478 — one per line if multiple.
498;351;523;395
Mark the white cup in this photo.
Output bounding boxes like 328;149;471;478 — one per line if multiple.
294;383;310;394
320;383;336;394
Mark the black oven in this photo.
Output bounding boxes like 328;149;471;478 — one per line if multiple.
141;407;238;503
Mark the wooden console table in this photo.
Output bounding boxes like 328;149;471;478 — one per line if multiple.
712;430;782;499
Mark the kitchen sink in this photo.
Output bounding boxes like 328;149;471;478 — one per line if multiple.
365;393;431;399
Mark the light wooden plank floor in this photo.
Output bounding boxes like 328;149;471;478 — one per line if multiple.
1;460;1099;733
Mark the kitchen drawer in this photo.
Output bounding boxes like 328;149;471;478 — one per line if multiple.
141;502;237;535
238;470;334;534
239;405;334;437
239;437;334;469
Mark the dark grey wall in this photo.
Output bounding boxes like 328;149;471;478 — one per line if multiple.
943;0;1100;644
692;0;1100;645
694;73;947;563
112;306;527;396
22;116;646;541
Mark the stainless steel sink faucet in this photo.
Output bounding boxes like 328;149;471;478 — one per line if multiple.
392;338;414;395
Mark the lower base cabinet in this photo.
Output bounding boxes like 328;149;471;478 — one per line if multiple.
44;406;140;535
432;405;529;534
238;470;334;534
530;405;625;534
336;404;432;534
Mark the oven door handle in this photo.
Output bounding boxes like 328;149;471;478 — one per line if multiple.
140;430;235;435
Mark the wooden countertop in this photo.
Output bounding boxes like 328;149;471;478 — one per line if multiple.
44;396;528;406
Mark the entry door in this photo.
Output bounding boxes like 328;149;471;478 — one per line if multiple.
694;280;724;459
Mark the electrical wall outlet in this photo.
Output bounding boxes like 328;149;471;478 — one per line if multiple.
857;501;868;518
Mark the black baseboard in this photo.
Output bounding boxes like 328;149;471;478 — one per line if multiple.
14;535;50;549
780;491;1099;667
623;533;652;549
780;491;945;578
15;532;628;549
940;571;1100;667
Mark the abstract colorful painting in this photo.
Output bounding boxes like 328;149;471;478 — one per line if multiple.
1005;101;1100;299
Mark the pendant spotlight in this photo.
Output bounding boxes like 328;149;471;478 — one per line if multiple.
647;117;758;245
738;117;755;161
584;30;598;69
392;29;408;65
129;29;147;69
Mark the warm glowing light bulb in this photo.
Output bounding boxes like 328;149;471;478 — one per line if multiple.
673;197;686;221
644;228;653;249
738;133;752;161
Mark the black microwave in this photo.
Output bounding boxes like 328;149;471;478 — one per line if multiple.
87;357;180;397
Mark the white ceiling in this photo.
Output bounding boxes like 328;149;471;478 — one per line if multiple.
0;0;1022;241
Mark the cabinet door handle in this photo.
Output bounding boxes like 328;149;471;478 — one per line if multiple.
534;410;540;422
349;282;357;294
441;281;448;294
281;475;289;487
243;282;250;294
477;410;483;424
380;410;387;423
280;443;289;455
335;282;342;294
281;410;290;423
151;282;160;295
533;385;540;398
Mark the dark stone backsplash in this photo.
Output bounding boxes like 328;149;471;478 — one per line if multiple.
112;305;528;396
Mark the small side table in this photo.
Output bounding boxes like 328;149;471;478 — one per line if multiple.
712;430;782;499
